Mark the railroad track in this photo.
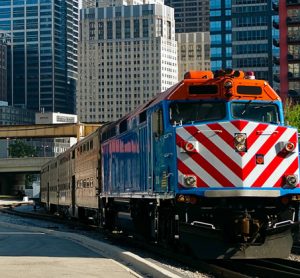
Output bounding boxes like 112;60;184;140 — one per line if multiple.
208;259;300;278
2;206;300;278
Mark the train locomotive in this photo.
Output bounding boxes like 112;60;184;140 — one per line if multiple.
40;69;300;259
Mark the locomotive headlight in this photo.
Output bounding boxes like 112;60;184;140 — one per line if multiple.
285;142;295;152
185;142;195;152
180;141;199;153
235;143;246;152
286;174;298;188
224;81;233;89
184;175;197;187
234;133;247;152
235;133;246;143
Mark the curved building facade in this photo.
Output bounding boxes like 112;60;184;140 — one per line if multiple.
0;0;78;114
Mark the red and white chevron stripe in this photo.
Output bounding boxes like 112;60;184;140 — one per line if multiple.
176;120;299;189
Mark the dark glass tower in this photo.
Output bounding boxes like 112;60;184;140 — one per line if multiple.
231;0;278;86
210;0;278;87
210;0;232;71
0;0;78;113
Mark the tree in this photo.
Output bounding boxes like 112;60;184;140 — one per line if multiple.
284;98;300;131
8;140;37;158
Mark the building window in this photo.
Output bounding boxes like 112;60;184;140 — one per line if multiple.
134;19;139;38
167;21;171;40
125;20;130;39
188;45;194;60
156;18;163;37
143;18;149;38
116;20;121;39
89;22;95;40
196;44;202;58
107;21;112;40
98;22;104;40
181;45;186;59
211;47;221;58
211;21;221;31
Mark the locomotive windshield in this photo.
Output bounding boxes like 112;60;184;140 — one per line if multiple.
169;101;226;125
231;101;279;124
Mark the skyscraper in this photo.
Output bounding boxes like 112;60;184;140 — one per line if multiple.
274;0;300;101
0;0;78;114
210;0;232;71
231;0;278;85
210;0;278;87
77;0;178;122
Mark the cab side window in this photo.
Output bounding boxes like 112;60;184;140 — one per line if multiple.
152;108;163;137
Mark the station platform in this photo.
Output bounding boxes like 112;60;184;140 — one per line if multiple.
0;197;34;208
0;199;182;278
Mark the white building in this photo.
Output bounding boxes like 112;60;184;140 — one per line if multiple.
82;0;96;8
77;0;178;122
176;32;211;80
35;112;77;157
35;112;78;125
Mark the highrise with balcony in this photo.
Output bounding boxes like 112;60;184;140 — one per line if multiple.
0;0;78;114
77;0;178;122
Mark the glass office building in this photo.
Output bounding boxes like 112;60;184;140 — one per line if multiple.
210;0;232;71
210;0;278;87
232;0;278;86
0;0;78;114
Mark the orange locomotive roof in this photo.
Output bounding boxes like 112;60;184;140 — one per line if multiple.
173;70;280;101
152;70;281;104
123;70;281;123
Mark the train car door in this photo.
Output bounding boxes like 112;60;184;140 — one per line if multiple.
71;175;76;216
150;106;171;193
138;125;148;192
47;182;50;209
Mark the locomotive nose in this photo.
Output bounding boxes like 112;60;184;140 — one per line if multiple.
176;120;299;190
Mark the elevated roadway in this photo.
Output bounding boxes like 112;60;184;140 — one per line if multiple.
0;157;52;196
0;157;51;173
0;123;101;140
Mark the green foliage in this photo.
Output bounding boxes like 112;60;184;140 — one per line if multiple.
284;99;300;131
25;174;34;188
8;140;37;158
